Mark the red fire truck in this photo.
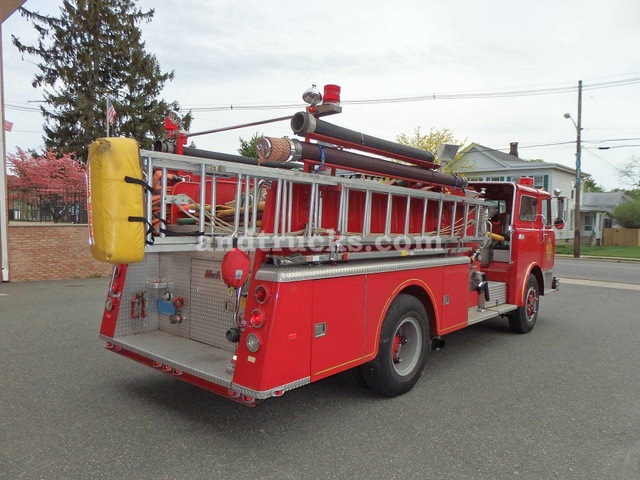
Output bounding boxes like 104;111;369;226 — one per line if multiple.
88;85;560;406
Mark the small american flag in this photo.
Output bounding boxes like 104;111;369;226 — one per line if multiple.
3;120;13;132
107;98;116;125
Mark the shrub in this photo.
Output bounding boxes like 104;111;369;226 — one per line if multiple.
613;199;640;228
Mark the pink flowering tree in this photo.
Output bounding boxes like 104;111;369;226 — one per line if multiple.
8;148;87;222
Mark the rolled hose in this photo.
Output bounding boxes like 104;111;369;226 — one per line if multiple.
291;111;436;169
256;137;468;189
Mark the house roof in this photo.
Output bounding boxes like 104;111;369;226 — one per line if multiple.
582;191;632;208
459;143;587;177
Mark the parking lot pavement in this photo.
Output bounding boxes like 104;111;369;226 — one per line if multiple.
1;277;638;479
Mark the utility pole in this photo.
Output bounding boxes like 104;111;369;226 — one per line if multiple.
574;80;582;258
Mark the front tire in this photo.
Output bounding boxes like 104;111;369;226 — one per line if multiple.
361;294;428;397
509;274;539;334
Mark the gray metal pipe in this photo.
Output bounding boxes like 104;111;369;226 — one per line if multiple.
153;141;299;169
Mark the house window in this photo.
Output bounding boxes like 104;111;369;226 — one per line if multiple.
603;218;612;229
584;214;593;232
532;175;549;190
488;176;502;181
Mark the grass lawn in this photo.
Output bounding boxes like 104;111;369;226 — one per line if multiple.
555;244;640;259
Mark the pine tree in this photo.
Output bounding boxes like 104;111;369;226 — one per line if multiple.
12;1;180;159
238;132;264;158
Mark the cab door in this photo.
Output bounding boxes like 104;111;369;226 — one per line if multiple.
515;193;553;271
539;197;555;271
514;194;542;268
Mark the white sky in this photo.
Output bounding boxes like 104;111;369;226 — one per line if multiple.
3;0;640;190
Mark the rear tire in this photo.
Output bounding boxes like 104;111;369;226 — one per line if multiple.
508;274;539;334
361;294;428;397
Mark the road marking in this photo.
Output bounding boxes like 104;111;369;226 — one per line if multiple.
562;278;640;291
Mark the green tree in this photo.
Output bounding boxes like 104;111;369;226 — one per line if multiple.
612;199;640;228
583;175;604;192
12;1;180;159
396;127;474;173
238;132;263;158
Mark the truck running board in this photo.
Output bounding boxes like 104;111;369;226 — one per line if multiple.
467;304;517;325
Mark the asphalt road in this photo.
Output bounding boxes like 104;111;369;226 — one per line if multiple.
1;261;639;479
555;257;640;284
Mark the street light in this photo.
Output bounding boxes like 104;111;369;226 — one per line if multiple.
564;80;582;258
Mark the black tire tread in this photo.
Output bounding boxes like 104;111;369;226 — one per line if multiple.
508;274;539;334
361;294;428;397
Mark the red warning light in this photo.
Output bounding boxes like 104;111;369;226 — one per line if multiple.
323;84;341;104
519;177;534;186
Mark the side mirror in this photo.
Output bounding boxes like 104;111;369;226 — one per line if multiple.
553;218;565;230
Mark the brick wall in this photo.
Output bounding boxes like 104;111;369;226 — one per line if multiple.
8;223;112;282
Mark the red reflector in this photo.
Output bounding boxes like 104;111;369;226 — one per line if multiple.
173;369;183;376
113;345;122;352
163;364;171;371
255;285;268;304
152;361;162;368
243;396;253;403
273;390;284;397
106;342;114;349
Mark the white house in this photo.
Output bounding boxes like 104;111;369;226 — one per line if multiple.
580;192;632;244
458;142;588;244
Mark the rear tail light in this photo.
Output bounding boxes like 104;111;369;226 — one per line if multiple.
250;309;265;328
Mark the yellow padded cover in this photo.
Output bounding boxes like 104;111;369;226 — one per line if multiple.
88;138;145;264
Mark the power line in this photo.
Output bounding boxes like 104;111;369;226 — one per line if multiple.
597;144;640;149
582;148;624;173
5;103;42;112
181;76;640;112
